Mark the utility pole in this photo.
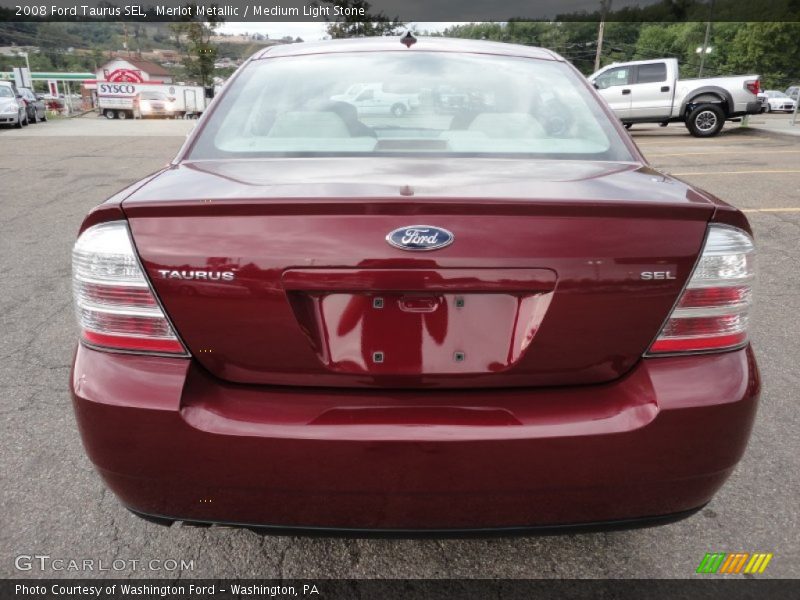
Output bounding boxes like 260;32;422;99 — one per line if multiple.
594;0;612;73
122;22;130;56
698;0;715;77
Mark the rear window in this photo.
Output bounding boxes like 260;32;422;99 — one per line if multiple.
636;63;667;84
189;51;633;161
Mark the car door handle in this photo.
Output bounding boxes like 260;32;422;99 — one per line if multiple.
661;86;670;92
621;89;631;95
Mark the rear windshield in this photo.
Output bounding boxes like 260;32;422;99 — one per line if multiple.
189;51;633;161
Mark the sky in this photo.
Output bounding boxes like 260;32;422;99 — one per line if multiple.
217;22;465;41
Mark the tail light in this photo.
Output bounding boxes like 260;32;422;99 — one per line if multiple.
745;79;760;96
647;224;755;355
72;221;187;355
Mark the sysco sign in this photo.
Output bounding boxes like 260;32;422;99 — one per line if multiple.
98;83;136;96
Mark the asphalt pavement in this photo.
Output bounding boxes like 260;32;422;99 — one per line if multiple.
1;114;798;579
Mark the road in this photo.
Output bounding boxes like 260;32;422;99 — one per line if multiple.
1;115;798;579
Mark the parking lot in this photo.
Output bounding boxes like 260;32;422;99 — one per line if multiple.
1;114;798;579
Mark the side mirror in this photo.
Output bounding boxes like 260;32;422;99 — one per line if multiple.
592;82;600;90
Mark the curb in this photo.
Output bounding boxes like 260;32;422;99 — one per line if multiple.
729;125;800;141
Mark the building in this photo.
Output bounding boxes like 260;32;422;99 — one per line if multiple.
81;57;174;111
95;57;173;84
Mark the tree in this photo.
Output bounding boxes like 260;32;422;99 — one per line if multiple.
726;22;800;89
318;1;403;38
169;6;224;87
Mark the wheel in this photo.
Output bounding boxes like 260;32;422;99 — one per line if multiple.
21;113;28;127
104;109;116;119
14;113;22;129
31;111;38;124
391;103;407;117
686;104;725;137
117;110;128;120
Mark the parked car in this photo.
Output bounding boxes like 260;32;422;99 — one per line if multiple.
433;84;493;113
0;81;27;128
785;86;800;102
761;90;797;113
71;36;759;533
18;87;47;123
757;91;768;112
589;58;761;136
331;82;420;116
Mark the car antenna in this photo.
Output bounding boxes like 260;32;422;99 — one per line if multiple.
401;31;417;48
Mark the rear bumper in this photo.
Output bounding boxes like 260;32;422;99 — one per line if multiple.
71;345;760;531
744;100;764;115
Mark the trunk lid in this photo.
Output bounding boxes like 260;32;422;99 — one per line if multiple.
123;158;713;388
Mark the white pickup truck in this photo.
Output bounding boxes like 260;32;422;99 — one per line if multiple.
589;58;761;137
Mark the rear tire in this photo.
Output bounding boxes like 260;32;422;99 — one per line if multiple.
117;110;128;120
14;114;22;129
391;103;407;117
104;109;116;119
686;104;725;137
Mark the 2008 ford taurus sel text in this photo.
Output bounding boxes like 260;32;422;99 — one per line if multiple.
70;36;759;533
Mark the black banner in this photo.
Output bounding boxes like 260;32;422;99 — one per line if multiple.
1;0;799;22
4;579;800;600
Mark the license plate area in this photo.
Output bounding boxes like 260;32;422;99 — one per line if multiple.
282;268;556;376
311;292;550;374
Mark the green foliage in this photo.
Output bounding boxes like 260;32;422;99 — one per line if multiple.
318;1;403;38
440;21;800;89
169;6;224;87
725;23;800;88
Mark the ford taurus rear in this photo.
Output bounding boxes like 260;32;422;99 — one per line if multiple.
70;37;759;533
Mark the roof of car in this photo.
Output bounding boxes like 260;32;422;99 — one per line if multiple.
253;36;562;62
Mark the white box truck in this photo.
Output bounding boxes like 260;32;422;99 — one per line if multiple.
98;82;210;120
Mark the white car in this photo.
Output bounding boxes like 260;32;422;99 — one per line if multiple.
761;90;797;113
0;81;28;128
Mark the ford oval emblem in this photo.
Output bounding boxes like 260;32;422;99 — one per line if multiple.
386;225;455;251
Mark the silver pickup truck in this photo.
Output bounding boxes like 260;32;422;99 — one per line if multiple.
589;58;761;137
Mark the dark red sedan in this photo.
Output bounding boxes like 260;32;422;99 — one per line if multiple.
70;37;759;533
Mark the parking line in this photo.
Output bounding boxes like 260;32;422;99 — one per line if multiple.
649;150;800;157
637;141;733;148
671;169;800;176
742;208;800;213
